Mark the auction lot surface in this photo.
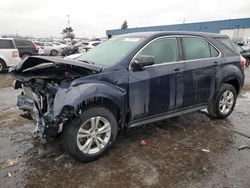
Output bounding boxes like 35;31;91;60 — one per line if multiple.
1;69;250;188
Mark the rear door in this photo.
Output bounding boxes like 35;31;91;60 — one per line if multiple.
179;36;221;108
129;37;183;121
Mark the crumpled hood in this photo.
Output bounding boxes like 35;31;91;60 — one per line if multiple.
10;56;103;73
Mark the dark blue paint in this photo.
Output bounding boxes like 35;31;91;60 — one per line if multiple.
51;32;244;127
12;32;245;136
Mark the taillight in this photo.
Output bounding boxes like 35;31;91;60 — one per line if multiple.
12;51;18;58
240;56;246;70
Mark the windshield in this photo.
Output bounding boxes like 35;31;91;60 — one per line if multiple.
76;36;145;66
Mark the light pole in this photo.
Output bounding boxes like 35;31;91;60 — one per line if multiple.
67;15;71;40
67;15;70;28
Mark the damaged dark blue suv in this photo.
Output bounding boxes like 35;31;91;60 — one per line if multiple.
10;32;245;162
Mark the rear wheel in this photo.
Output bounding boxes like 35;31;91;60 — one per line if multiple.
0;60;6;73
61;107;118;162
207;83;237;118
51;50;58;56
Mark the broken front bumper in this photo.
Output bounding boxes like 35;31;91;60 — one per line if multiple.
17;94;60;141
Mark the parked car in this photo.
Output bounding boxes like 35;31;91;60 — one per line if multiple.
14;39;39;59
78;41;102;52
43;42;63;56
53;42;68;48
61;43;80;56
10;31;245;162
235;43;250;67
0;38;21;73
33;41;45;55
62;41;101;56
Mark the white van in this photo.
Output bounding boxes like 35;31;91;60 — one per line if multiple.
0;38;21;73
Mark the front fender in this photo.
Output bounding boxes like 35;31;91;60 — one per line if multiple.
53;81;126;117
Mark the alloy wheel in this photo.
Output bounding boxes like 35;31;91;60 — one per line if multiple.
76;116;111;154
219;90;235;115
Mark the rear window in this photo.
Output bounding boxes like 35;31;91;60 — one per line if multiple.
14;40;32;47
0;39;14;49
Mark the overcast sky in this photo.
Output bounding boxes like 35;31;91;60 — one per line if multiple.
0;0;249;38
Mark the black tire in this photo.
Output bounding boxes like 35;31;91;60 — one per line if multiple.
246;58;250;68
21;53;31;59
207;83;237;119
51;50;58;56
61;107;118;162
0;59;6;73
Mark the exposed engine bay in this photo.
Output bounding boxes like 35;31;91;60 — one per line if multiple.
10;56;102;142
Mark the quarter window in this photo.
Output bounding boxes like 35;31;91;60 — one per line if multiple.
139;38;178;64
210;45;219;57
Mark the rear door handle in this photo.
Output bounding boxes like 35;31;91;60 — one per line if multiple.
173;68;183;73
174;68;179;72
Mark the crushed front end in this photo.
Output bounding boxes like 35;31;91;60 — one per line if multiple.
16;79;61;142
10;56;102;142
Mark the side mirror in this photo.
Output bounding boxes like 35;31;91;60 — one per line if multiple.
131;55;155;69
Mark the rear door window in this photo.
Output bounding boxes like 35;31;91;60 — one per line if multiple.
182;37;219;60
139;37;178;64
0;39;14;49
182;37;211;60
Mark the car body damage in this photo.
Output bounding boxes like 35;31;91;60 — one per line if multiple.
10;56;127;142
11;32;245;161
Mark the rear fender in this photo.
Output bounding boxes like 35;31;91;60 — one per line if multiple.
214;63;244;97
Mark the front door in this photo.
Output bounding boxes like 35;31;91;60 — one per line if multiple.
128;37;183;122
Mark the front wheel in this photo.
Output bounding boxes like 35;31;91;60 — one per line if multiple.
208;83;237;118
0;60;6;73
61;107;118;162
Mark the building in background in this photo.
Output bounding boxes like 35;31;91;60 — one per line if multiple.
106;18;250;42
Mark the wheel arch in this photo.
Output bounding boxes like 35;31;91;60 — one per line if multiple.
222;76;241;94
54;82;127;128
0;57;7;66
215;64;244;95
77;96;123;126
